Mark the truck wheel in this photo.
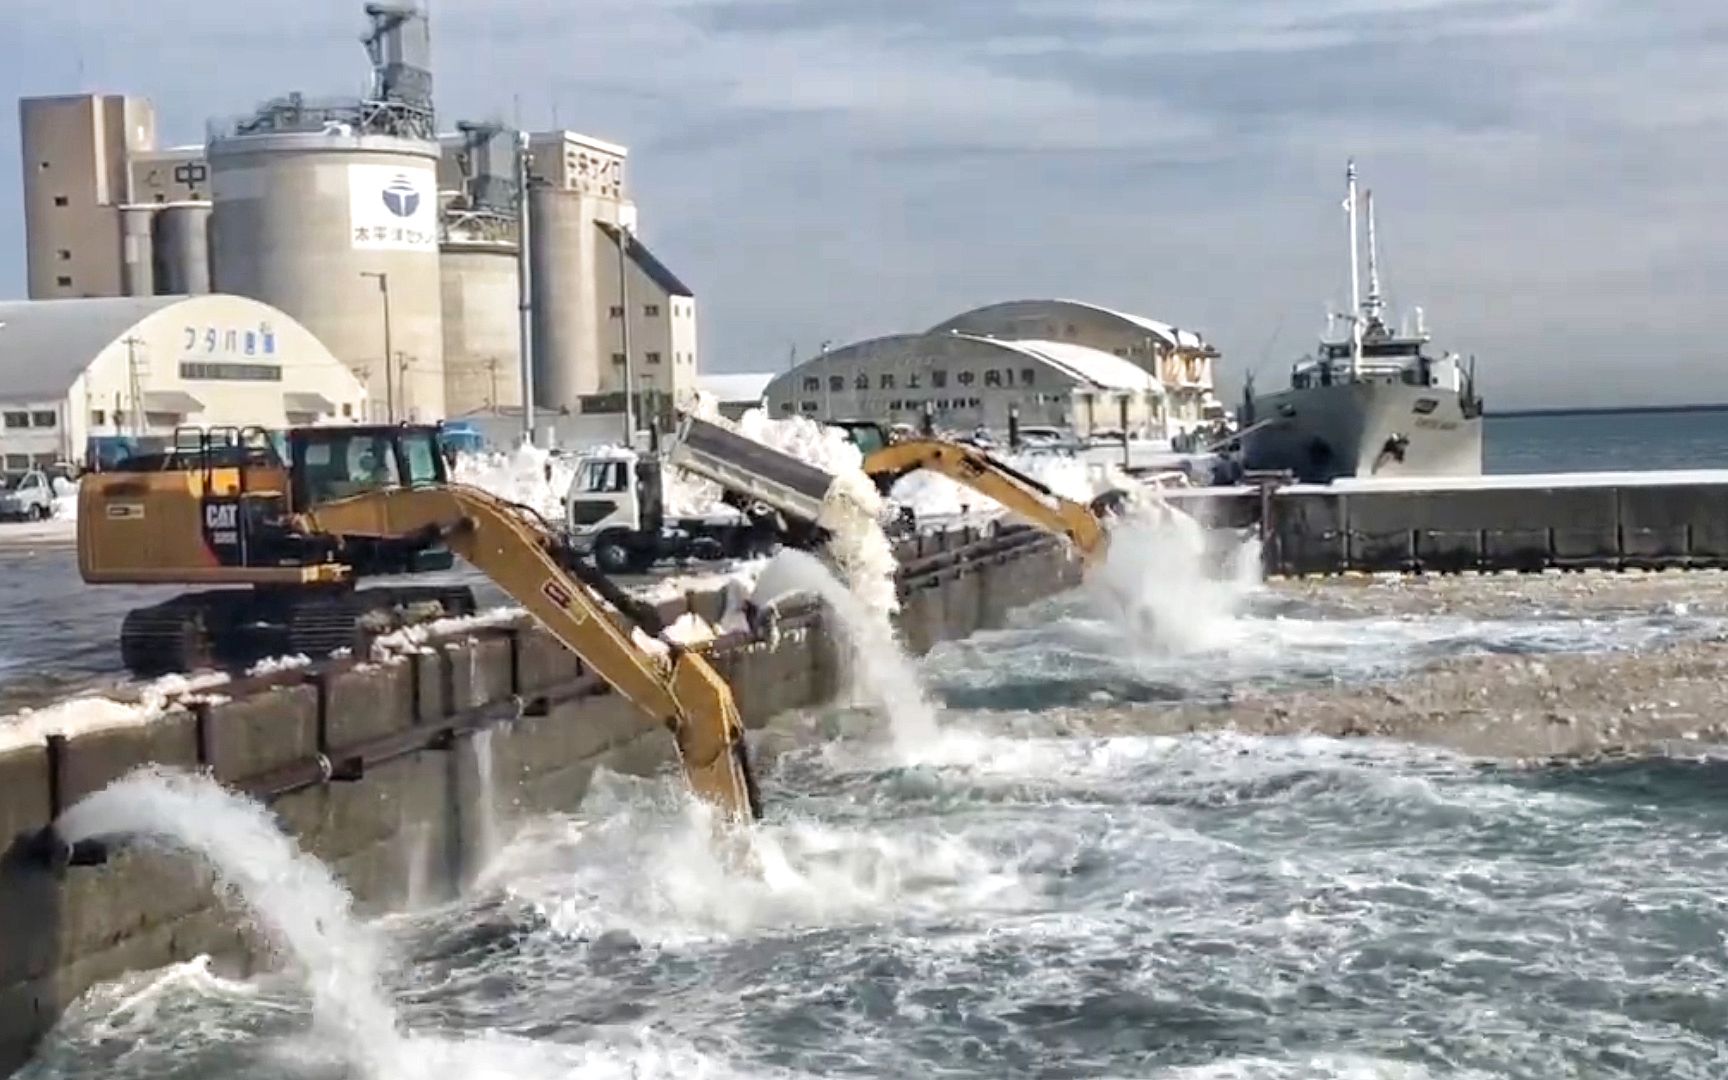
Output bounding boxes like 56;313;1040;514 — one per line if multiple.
594;537;635;575
26;504;45;522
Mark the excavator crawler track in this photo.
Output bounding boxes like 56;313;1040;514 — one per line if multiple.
117;585;480;678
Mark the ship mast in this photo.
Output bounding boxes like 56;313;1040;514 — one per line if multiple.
1364;188;1385;329
1345;159;1363;377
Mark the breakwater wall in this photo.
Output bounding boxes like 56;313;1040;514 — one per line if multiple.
1168;473;1728;575
0;523;1081;1074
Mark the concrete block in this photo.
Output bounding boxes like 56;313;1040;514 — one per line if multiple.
57;712;200;810
57;846;218;967
322;662;414;750
444;635;515;712
0;978;55;1076
273;751;441;865
1551;523;1620;564
1414;529;1483;572
516;624;582;693
0;745;50;853
198;684;319;785
1269;492;1347;575
1620;485;1728;563
0;845;61;986
1483;529;1550;571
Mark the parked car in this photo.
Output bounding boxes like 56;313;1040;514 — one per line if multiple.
0;469;57;521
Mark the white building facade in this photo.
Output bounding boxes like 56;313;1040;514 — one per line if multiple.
0;294;367;470
764;299;1223;439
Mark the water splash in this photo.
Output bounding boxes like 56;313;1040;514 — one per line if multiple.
752;548;939;753
54;765;401;1077
1087;499;1262;654
470;728;503;884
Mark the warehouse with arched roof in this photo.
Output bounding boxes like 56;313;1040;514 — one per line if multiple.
763;298;1222;437
763;330;1168;435
0;294;367;469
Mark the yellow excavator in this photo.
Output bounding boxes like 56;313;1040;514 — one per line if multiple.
77;423;759;822
857;436;1110;563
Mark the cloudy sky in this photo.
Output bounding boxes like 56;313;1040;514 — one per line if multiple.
2;0;1724;408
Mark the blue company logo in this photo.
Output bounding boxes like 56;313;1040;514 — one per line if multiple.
381;174;420;217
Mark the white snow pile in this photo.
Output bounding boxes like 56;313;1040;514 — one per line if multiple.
368;607;527;662
450;442;579;522
247;654;313;677
0;671;233;754
51;476;79;521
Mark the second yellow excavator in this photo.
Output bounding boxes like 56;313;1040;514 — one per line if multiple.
77;424;760;822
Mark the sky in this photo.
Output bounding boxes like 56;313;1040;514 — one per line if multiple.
1;0;1724;410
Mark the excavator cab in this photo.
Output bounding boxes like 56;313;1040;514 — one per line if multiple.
285;425;459;575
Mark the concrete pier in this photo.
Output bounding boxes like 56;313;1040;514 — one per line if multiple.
1166;470;1728;576
0;523;1082;1073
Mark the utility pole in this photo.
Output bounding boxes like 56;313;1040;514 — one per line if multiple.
616;221;636;444
484;356;500;411
820;339;832;420
360;271;394;422
395;351;412;421
122;335;146;437
515;130;535;444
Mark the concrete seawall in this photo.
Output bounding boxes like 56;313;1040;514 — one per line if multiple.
1167;474;1728;575
0;524;1082;1074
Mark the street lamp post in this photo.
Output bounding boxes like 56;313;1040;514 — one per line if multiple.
616;222;636;445
360;271;394;423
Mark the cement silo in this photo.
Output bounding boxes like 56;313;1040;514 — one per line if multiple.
208;131;446;421
152;202;211;294
440;237;521;414
119;206;156;297
527;185;602;408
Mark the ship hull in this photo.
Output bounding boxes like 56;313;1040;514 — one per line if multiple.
1241;382;1483;483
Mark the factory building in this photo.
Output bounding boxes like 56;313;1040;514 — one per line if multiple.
525;132;699;416
763;300;1223;438
0;294;367;470
16;2;705;431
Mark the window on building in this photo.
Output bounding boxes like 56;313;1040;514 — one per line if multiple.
802;376;820;392
2;412;28;429
970;397;982;408
800;401;819;413
646;352;662;365
31;411;55;428
931;369;948;388
644;304;660;317
91;409;106;426
611;353;626;364
4;455;28;471
608;305;624;318
854;373;869;390
153;194;166;204
985;370;1002;387
907;373;922;389
341;403;353;418
780;402;796;414
1021;367;1036;386
829;375;844;392
52;195;68;207
880;373;895;390
56;249;70;262
1114;348;1128;357
38;161;49;171
55;275;71;288
889;400;902;411
958;370;975;386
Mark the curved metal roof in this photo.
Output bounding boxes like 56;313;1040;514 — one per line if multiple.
0;296;185;402
931;298;1208;349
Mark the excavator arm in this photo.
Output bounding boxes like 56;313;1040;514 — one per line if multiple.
291;484;761;823
862;440;1108;561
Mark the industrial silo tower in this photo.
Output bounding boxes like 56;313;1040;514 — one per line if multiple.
439;122;524;417
207;2;446;421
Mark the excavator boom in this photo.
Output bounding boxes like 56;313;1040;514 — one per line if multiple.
293;484;760;822
861;439;1108;561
